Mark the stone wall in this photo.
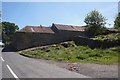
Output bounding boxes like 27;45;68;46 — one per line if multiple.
10;23;85;51
58;30;85;40
12;32;54;50
11;30;85;51
74;36;120;48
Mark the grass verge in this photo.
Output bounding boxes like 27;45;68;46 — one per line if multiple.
19;41;119;64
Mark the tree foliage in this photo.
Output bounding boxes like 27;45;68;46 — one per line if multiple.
0;11;1;40
84;10;106;27
0;11;1;22
84;10;107;37
114;13;120;29
2;22;19;45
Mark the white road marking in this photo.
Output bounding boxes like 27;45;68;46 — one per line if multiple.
6;65;19;80
1;57;4;62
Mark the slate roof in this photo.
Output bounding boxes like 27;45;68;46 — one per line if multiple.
53;24;85;31
18;24;86;33
18;26;54;33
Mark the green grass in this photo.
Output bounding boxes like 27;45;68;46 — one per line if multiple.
91;33;120;41
20;41;119;64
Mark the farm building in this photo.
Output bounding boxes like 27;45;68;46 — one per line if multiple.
11;23;86;51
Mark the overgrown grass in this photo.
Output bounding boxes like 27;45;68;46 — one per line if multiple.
20;41;119;64
91;33;120;41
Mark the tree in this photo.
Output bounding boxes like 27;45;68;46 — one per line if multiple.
2;22;19;45
0;11;1;22
84;10;107;37
0;11;2;40
114;13;120;29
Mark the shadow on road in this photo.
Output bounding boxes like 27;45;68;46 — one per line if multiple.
2;45;17;52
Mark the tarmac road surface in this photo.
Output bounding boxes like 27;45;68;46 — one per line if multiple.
1;48;90;79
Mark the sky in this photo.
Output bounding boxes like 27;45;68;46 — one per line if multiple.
2;2;119;29
1;0;120;2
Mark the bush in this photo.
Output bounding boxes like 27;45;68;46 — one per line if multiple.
91;33;120;41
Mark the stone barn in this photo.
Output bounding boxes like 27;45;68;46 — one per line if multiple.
11;23;85;51
51;23;85;40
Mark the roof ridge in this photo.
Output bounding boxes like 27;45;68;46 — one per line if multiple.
18;25;54;33
54;23;72;26
54;23;82;27
53;23;85;31
25;25;50;27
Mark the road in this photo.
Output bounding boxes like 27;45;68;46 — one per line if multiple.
0;48;90;79
0;48;2;80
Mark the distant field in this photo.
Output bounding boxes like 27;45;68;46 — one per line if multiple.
20;41;119;64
